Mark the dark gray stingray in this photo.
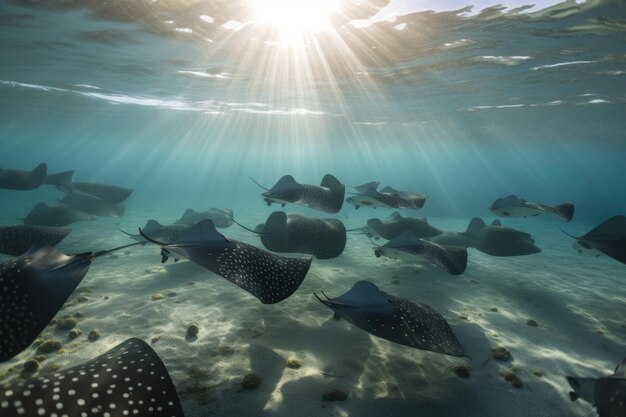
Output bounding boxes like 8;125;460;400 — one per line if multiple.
43;169;74;186
567;357;626;417
559;215;626;264
247;211;346;259
175;207;234;228
373;231;468;275
252;174;345;213
0;241;141;362
491;194;574;222
0;338;184;417
367;212;443;240
0;225;71;256
430;218;541;257
61;193;125;217
0;162;47;190
64;181;134;203
22;202;96;227
122;220;190;243
140;219;312;304
315;280;467;356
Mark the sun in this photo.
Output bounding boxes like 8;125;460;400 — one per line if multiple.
251;0;339;40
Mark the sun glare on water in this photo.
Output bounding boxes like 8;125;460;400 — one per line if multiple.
251;0;339;40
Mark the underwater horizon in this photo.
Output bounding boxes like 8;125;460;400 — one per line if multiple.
1;0;625;416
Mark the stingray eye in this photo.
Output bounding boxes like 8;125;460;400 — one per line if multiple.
374;249;381;258
579;241;592;249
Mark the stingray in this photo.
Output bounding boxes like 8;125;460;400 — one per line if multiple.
43;169;74;186
315;280;467;356
0;162;47;190
353;181;380;194
61;193;125;217
44;170;134;203
0;338;185;417
0;241;141;362
22;202;96;227
567;357;626;417
175;207;234;228
0;225;71;256
429;218;541;257
490;194;574;222
140;219;312;304
121;220;190;243
346;182;426;210
367;212;443;240
559;215;626;264
346;187;425;210
251;174;345;213
372;231;468;275
241;211;346;259
64;181;134;203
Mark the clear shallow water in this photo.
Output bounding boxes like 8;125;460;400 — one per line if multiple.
0;1;625;416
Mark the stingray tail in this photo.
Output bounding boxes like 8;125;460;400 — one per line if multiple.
138;228;167;246
556;225;577;240
118;228;139;238
232;218;266;235
93;241;144;258
249;177;270;191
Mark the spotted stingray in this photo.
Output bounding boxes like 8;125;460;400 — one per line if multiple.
0;162;47;190
251;174;345;213
140;219;312;304
0;225;71;257
315;280;467;356
0;338;184;417
567;357;626;417
0;241;141;362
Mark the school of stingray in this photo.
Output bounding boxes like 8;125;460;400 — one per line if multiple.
0;162;624;417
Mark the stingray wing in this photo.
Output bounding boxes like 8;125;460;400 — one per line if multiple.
580;216;626;263
0;245;92;362
354;181;380;193
0;338;184;417
68;181;134;203
0;163;47;190
595;376;626;417
158;219;312;304
0;225;71;256
318;281;467;356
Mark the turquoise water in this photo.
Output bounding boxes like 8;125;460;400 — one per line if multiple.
1;1;625;416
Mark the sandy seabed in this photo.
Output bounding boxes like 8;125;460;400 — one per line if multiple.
1;202;624;417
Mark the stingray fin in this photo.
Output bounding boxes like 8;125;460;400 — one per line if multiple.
465;218;486;235
353;181;379;193
269;175;299;192
320;174;343;190
583;215;626;240
613;357;626;377
181;208;199;219
554;203;575;222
